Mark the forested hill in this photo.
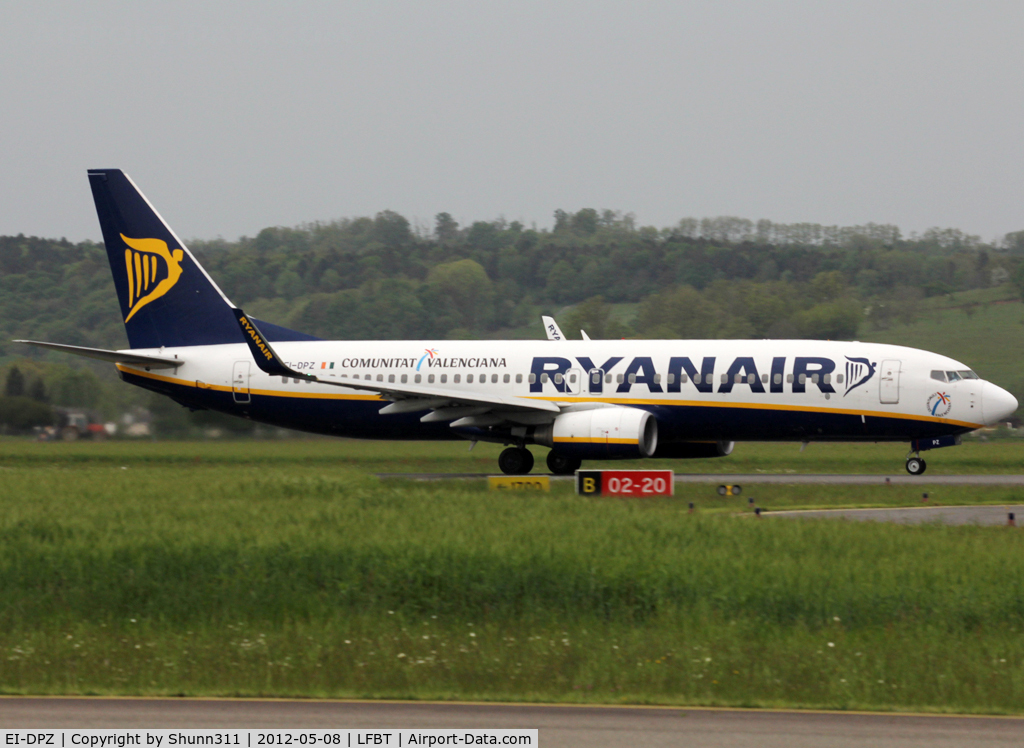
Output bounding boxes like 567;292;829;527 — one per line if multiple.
3;211;1024;358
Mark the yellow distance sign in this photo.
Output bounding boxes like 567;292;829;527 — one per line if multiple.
488;475;550;492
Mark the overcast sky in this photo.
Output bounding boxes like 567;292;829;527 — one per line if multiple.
2;1;1023;243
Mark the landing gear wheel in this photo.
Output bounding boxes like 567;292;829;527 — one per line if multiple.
906;457;927;476
546;451;582;476
498;447;534;475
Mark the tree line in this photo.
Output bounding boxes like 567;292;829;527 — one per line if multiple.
2;209;1023;431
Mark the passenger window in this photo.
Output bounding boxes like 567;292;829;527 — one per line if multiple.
414;374;421;384
606;374;613;383
787;374;794;383
454;374;461;383
680;374;688;383
667;373;675;384
352;374;359;380
428;374;435;384
774;373;782;385
761;374;768;383
822;374;830;384
799;374;807;384
628;373;636;384
568;373;575;384
735;374;742;383
592;372;600;384
616;373;624;384
836;374;844;384
401;374;408;384
307;379;313;385
528;373;536;384
388;374;395;383
440;374;447;384
811;374;819;384
480;371;486;382
281;377;288;384
554;373;563;384
748;374;755;384
503;374;510;383
376;374;383;382
654;373;662;384
692;374;700;384
721;374;728;384
467;374;474;383
516;373;523;384
541;373;549;383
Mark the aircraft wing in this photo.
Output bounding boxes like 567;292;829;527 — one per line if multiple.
232;310;559;421
14;340;184;368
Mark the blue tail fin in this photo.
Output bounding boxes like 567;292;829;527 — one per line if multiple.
88;169;244;349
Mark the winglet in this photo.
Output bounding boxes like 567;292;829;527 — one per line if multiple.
541;315;565;341
233;308;315;380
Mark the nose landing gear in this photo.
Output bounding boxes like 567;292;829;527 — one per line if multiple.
905;455;927;475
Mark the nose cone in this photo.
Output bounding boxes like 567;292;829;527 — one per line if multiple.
983;382;1018;425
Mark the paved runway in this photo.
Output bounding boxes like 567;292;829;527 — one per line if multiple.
768;504;1023;525
2;698;1023;748
377;472;1024;485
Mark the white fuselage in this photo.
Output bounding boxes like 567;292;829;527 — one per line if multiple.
115;338;1016;444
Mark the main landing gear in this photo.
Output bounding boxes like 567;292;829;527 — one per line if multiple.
498;447;534;475
496;447;582;476
546;451;582;476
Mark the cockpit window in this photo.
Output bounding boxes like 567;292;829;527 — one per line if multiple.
946;371;962;382
959;370;979;380
931;370;947;382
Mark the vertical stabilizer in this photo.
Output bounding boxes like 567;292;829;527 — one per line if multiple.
88;169;243;349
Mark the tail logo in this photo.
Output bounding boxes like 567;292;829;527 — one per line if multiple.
121;234;184;322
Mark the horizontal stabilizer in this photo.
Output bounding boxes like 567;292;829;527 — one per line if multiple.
14;340;184;368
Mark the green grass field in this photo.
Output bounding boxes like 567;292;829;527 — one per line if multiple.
0;439;1022;712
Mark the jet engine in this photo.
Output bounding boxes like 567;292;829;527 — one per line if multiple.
532;406;657;459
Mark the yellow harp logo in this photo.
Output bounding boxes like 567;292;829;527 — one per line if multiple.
122;234;185;322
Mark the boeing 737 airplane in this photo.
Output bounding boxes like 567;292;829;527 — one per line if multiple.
16;170;1019;475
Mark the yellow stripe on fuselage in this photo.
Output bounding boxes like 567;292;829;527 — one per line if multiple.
527;395;982;430
553;437;637;444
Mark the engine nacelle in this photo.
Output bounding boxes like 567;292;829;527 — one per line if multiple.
533;407;658;459
653;440;734;459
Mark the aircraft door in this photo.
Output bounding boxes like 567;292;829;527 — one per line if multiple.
232;361;251;403
565;368;582;395
588;368;603;394
879;359;900;404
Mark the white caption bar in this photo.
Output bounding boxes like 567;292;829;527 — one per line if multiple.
0;731;537;748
